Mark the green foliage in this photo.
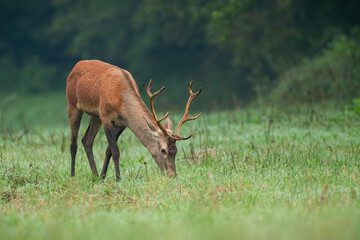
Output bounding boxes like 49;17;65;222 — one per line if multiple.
351;98;360;114
1;94;360;239
0;56;58;93
18;56;58;93
0;0;360;105
0;56;18;91
270;28;360;104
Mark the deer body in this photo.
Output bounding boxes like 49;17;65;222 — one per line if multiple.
66;60;201;181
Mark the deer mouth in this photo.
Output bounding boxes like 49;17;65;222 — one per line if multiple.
153;156;176;177
160;161;177;177
164;161;177;177
165;169;177;177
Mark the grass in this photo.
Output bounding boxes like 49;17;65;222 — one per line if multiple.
0;93;360;239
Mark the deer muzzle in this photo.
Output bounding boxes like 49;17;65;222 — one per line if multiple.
165;169;177;177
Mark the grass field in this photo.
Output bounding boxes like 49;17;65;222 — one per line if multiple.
1;93;360;240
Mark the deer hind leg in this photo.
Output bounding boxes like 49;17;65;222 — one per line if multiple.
100;127;125;179
82;115;102;177
68;105;83;177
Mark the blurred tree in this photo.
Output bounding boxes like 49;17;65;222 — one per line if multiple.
0;0;54;61
195;0;360;91
270;27;360;104
47;0;140;62
0;0;359;107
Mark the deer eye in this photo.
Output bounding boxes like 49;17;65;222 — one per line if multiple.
161;149;166;154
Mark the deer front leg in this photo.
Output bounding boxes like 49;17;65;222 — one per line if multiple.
100;127;125;179
103;122;121;181
82;115;102;177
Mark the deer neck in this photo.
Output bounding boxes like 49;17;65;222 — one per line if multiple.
123;94;162;151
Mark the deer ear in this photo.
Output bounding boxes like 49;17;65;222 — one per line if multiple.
163;116;172;134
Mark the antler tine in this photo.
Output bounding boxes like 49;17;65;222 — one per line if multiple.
158;112;169;122
175;81;202;140
143;80;168;122
143;80;170;136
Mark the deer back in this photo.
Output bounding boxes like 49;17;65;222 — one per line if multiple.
66;60;142;118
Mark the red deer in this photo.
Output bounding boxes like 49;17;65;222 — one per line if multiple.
66;60;201;181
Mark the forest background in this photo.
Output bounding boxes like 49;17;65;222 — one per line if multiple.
1;0;360;108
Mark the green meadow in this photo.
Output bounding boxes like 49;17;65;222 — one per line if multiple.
0;94;360;240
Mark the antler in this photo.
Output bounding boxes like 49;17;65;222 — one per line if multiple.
143;80;202;141
143;80;170;136
174;81;202;140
